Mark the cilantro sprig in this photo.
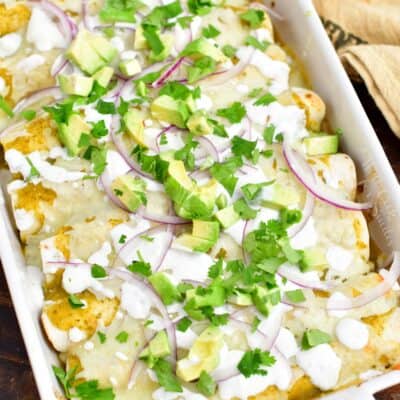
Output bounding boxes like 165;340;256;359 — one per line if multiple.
237;349;276;377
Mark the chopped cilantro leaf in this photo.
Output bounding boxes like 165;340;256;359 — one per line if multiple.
75;379;115;400
217;102;246;124
174;133;198;170
91;146;108;175
208;118;228;137
152;358;182;392
263;124;276;144
68;294;85;309
144;319;154;327
202;24;220;38
127;259;152;277
222;44;237;58
233;198;258;219
176;317;192;332
254;92;277;106
78;133;91;148
251;316;261;332
140;234;154;242
188;0;213;15
196;371;216;396
99;0;142;23
210;156;243;195
240;9;265;28
245;35;269;51
26;157;40;180
237;349;276;377
142;25;165;55
241;180;274;201
231;136;257;159
286;289;306;303
178;16;194;28
248;87;263;98
159;81;192;100
118;234;127;244
91;264;107;278
115;331;129;343
301;329;332;350
21;109;36;121
143;1;182;27
96;100;116;114
52;365;77;398
208;259;223;279
132;145;170;183
90;120;108;138
187;56;216;83
44;102;73;125
97;331;107;344
0;95;14;117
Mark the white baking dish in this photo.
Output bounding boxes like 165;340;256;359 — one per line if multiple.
1;0;400;398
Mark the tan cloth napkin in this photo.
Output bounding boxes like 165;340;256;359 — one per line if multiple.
312;0;400;137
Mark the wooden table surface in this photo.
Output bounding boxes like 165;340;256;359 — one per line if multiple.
1;82;400;400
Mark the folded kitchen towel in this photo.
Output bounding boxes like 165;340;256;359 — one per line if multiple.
312;0;400;137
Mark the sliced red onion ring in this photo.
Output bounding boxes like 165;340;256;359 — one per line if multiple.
100;169;129;211
196;136;220;163
51;55;71;77
116;224;173;271
277;263;336;292
201;49;255;87
249;2;285;21
152;57;186;88
39;0;77;42
287;159;316;238
155;125;174;152
81;0;92;31
283;143;372;211
12;86;64;115
109;268;177;365
136;206;189;225
327;252;400;311
110;114;154;179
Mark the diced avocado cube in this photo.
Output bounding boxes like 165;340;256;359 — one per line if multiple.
177;327;223;382
186;111;213;136
59;114;91;156
136;80;147;97
181;37;226;63
229;292;253;306
149;273;181;305
177;220;219;253
111;175;147;212
216;193;227;210
261;183;300;209
93;66;114;88
192;220;220;243
140;330;170;359
215;205;240;229
134;25;147;50
119;59;142;77
176;234;214;253
303;134;339;156
191;285;226;308
150;33;174;62
164;160;195;205
59;74;94;97
124;108;145;146
300;247;328;272
252;286;280;316
150;95;189;128
176;180;217;220
89;32;118;64
66;32;105;74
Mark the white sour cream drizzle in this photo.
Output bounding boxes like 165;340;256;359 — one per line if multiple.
296;344;342;390
5;149;85;183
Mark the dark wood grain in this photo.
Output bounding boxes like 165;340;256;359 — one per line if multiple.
0;82;400;399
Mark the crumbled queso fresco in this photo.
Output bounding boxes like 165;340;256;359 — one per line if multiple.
0;1;399;400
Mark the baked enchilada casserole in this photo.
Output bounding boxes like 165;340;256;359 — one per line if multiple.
0;1;400;399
